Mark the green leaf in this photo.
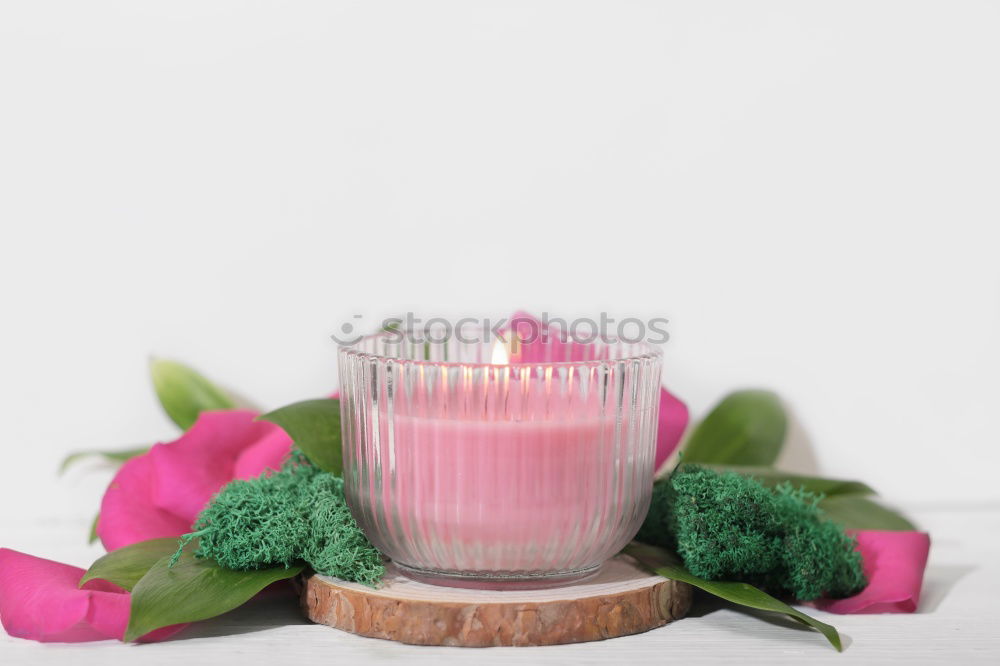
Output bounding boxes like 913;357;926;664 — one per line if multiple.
623;542;842;651
259;398;342;474
682;390;787;466
124;545;303;642
59;446;149;475
150;359;237;430
819;495;916;531
88;512;100;544
688;463;876;497
80;538;180;591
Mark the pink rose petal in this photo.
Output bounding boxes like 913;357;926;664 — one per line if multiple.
98;410;285;550
814;530;931;614
234;394;339;479
0;549;185;642
149;410;276;521
508;311;580;362
656;386;689;470
97;452;192;551
233;426;293;480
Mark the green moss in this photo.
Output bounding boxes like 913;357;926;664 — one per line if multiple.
175;451;384;587
637;465;866;601
298;473;385;585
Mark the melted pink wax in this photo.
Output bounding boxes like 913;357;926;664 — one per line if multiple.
361;411;648;573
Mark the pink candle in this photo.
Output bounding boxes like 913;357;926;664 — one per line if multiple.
339;332;662;589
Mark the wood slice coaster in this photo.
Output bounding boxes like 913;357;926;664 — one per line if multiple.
300;555;692;647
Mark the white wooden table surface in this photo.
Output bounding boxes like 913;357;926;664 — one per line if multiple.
2;503;998;665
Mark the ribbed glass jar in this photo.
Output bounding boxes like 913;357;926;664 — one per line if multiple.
338;329;662;589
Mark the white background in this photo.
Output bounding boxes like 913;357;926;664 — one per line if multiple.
2;0;999;541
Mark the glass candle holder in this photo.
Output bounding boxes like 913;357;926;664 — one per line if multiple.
337;329;662;589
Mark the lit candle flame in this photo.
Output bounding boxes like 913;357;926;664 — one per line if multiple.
491;338;510;364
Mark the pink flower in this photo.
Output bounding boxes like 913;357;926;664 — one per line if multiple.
0;549;183;643
815;530;931;614
98;409;293;550
656;388;689;470
0;409;294;644
507;311;689;469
